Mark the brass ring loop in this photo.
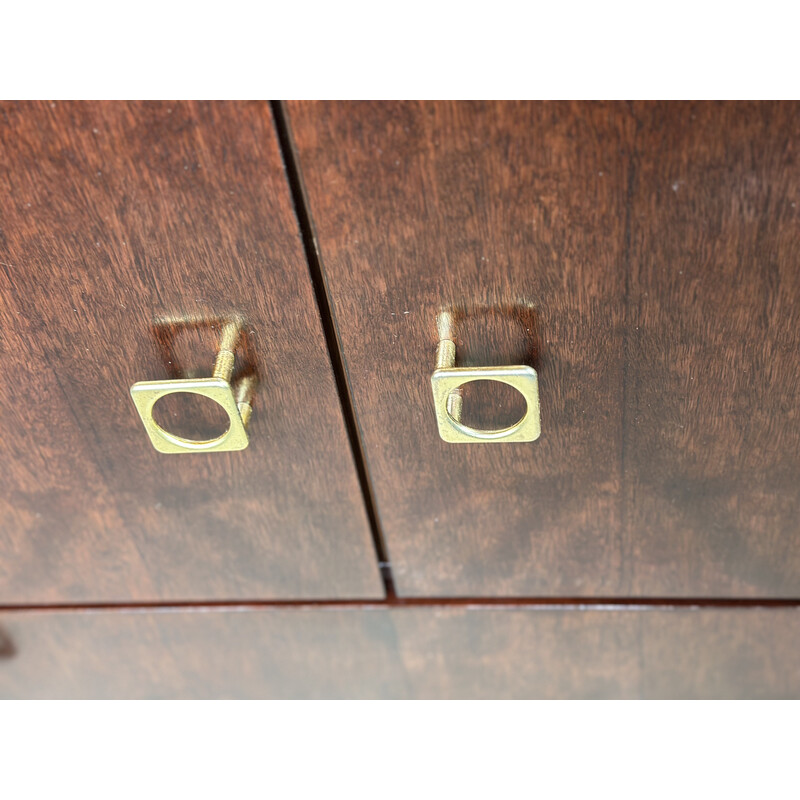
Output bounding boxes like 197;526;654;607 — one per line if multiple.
431;312;541;444
130;320;256;454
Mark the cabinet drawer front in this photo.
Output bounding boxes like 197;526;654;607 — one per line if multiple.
287;100;800;597
1;606;798;698
0;101;382;602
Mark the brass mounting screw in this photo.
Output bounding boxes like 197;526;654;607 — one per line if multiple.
212;319;240;381
435;312;463;423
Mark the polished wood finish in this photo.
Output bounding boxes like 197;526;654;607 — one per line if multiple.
0;610;403;699
0;101;382;602
2;605;798;698
393;605;800;699
623;102;800;595
287;101;800;597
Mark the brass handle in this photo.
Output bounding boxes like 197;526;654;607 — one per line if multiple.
130;319;256;453
430;311;541;443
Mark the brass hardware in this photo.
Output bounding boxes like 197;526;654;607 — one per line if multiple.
431;311;541;443
130;319;256;453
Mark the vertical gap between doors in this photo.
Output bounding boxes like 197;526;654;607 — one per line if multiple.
270;100;397;599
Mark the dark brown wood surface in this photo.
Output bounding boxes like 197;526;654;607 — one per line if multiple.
287;101;800;597
1;605;798;698
0;101;382;602
623;102;800;595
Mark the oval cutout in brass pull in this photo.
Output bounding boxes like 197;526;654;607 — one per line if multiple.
130;319;256;453
431;311;540;443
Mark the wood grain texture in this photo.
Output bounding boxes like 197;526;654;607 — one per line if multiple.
0;101;382;602
2;606;799;698
287;100;800;597
288;101;633;596
623;102;800;595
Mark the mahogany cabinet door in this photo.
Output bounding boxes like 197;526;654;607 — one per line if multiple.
287;101;800;597
0;101;383;602
1;606;799;698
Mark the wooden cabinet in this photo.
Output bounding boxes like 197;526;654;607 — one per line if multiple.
2;606;799;698
0;101;382;602
1;101;798;697
287;101;800;598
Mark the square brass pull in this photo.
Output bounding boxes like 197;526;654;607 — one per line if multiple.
431;312;541;444
130;319;255;454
